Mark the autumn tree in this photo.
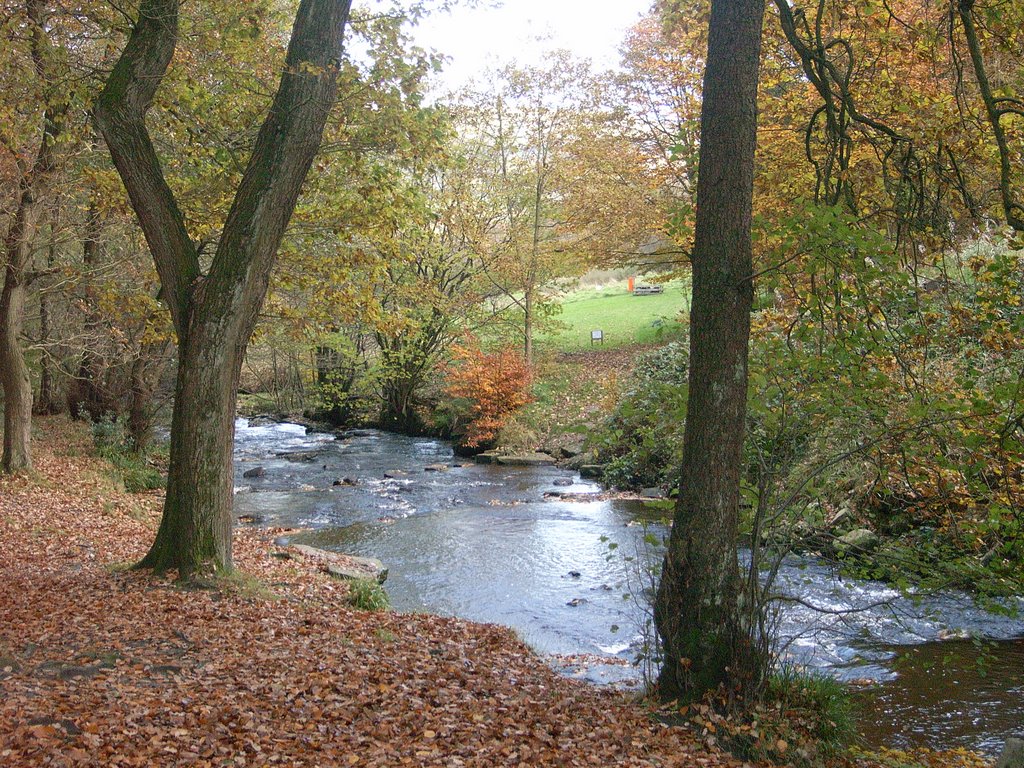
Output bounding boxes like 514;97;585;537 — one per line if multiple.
251;10;453;426
93;0;352;576
951;0;1024;233
455;55;632;362
371;158;494;432
614;9;709;261
0;0;75;472
654;0;767;701
442;341;533;450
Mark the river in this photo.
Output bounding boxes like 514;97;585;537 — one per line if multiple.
232;419;1024;754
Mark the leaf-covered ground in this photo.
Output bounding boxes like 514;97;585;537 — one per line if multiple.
1;418;743;767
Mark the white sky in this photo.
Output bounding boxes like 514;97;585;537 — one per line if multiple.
410;0;655;91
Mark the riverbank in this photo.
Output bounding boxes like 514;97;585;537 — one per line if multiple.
0;417;739;767
3;417;1012;767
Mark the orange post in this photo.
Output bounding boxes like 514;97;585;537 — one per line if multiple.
627;276;635;292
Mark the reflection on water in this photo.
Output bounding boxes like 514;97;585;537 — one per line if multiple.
856;638;1024;755
233;419;1024;752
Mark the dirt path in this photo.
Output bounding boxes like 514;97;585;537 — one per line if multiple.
0;418;735;767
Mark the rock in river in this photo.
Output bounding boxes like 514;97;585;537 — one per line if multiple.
496;453;557;467
276;450;320;462
473;451;503;465
289;543;388;584
836;527;879;552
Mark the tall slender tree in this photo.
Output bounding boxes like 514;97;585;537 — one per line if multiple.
1;0;73;472
93;0;352;576
654;0;767;702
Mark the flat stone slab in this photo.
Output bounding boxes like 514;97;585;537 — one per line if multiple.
290;544;388;584
495;453;557;467
473;451;503;465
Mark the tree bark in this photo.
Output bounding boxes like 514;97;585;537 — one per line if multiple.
0;197;40;472
956;0;1024;233
654;0;766;703
94;0;352;576
1;1;66;472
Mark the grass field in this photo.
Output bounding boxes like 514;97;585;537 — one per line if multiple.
538;278;690;351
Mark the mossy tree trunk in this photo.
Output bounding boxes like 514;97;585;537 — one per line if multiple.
654;0;767;703
94;0;352;577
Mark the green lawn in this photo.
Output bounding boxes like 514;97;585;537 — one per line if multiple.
539;278;690;351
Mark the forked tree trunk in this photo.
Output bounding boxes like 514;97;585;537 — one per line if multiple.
2;132;56;471
139;316;242;571
95;0;351;576
654;0;766;703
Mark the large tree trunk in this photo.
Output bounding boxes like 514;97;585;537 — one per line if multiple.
0;203;39;472
1;0;66;472
654;0;766;703
138;318;241;571
94;0;352;576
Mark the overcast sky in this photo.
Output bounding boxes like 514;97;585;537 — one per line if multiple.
410;0;655;91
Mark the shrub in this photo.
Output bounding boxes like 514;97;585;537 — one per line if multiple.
442;342;534;449
91;415;164;493
591;341;688;489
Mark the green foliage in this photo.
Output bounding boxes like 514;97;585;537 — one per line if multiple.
750;217;1024;593
307;334;371;426
765;670;858;757
592;341;689;489
590;204;1024;594
91;416;164;493
346;578;390;612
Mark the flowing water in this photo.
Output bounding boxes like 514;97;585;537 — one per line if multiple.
233;419;1024;754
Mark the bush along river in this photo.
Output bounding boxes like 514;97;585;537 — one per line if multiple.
232;419;1024;755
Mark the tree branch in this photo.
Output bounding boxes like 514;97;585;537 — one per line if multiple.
92;0;199;336
207;0;353;322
